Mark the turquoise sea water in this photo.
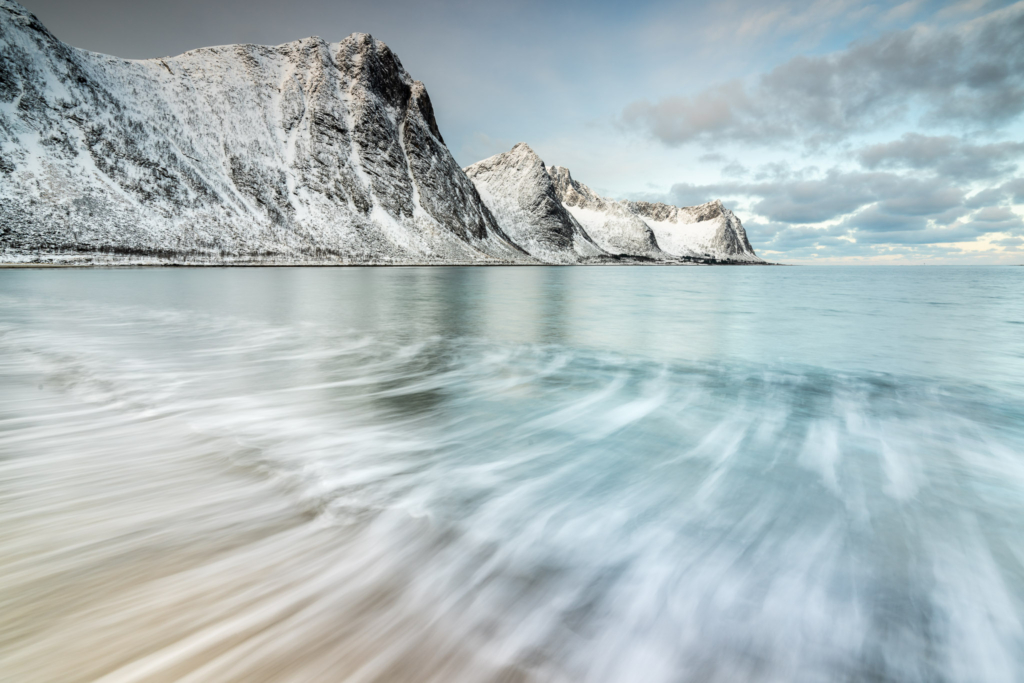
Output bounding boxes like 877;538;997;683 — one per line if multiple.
1;266;1023;682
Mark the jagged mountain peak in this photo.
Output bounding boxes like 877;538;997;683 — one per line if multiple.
0;2;762;266
509;141;538;155
478;142;547;173
1;0;34;21
629;197;729;224
464;146;607;263
547;166;606;208
465;144;761;263
545;165;663;258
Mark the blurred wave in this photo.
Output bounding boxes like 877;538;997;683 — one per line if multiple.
1;267;1023;682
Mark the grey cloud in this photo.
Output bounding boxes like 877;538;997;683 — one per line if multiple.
664;172;873;224
753;162;804;181
1004;177;1024;203
845;204;1022;245
845;206;929;233
962;177;1024;206
750;175;877;223
622;82;748;147
670;170;966;225
853;225;986;244
857;133;1024;180
877;184;964;216
748;222;851;251
971;206;1019;222
964;186;1010;208
622;3;1024;146
962;214;1024;233
665;163;1011;230
721;161;749;177
928;206;972;226
661;183;725;207
657;164;1024;259
698;152;726;163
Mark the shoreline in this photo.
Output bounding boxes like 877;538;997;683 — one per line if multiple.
0;258;778;269
0;262;778;269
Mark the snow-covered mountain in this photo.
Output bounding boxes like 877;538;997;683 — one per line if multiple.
547;165;664;259
0;1;763;266
463;143;610;263
626;199;761;262
467;144;761;263
0;0;528;264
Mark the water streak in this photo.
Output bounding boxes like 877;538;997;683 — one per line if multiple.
1;266;1023;682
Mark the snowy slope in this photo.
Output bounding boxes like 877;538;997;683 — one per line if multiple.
463;143;608;264
627;200;761;262
547;165;663;258
0;0;530;264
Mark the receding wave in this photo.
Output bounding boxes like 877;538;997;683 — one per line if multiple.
2;293;1023;682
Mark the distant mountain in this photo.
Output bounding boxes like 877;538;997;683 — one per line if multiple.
469;144;762;263
0;1;763;265
625;199;761;262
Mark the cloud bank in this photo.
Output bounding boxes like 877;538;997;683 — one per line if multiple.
624;1;1024;262
622;3;1024;147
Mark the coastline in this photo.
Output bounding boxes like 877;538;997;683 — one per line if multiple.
0;261;777;268
0;255;777;268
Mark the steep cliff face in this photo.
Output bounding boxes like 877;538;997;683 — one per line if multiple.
547;166;664;259
0;1;764;266
0;0;528;264
462;143;608;264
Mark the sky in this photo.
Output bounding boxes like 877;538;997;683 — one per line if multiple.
18;0;1024;263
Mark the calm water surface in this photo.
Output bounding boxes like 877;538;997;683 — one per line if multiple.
1;266;1023;682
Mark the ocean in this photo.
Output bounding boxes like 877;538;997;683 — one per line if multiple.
1;265;1022;682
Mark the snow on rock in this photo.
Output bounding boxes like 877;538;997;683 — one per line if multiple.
0;0;530;264
627;199;762;262
547;165;663;258
463;143;609;264
0;0;764;266
466;144;764;264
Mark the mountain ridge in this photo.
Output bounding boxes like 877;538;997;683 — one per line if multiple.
466;143;763;263
0;1;765;265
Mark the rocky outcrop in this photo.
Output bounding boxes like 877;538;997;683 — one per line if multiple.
0;0;528;264
547;165;664;258
462;143;608;263
467;144;763;263
627;199;760;262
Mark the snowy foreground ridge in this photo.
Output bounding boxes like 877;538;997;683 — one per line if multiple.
0;1;762;265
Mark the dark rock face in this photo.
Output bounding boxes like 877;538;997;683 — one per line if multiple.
0;0;526;264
